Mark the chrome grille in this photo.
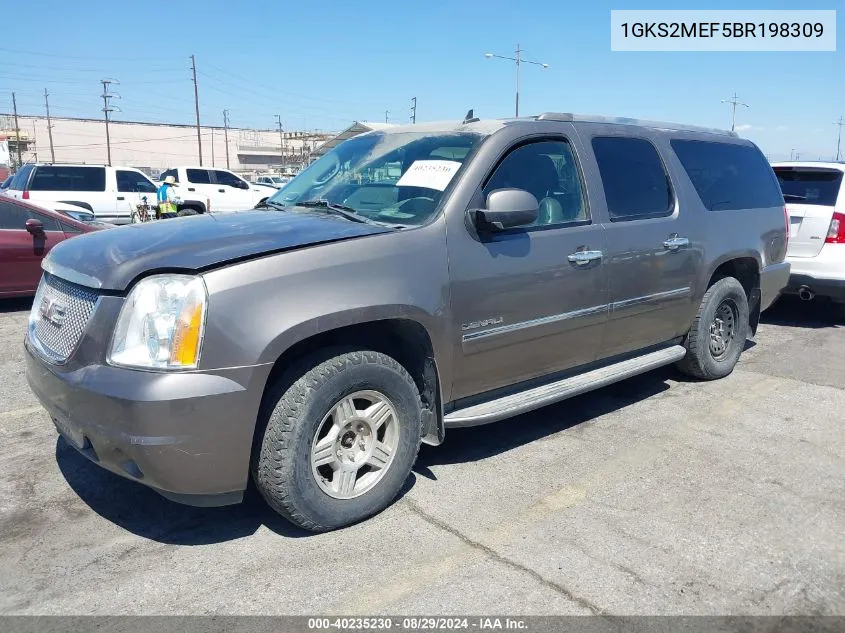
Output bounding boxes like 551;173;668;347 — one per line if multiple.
29;273;99;363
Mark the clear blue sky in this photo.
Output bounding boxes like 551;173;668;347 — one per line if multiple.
1;0;843;161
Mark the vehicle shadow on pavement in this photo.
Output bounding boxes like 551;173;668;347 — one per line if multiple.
55;438;313;544
761;295;844;328
0;298;33;313
414;368;674;474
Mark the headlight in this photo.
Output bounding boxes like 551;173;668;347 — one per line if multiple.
108;274;208;370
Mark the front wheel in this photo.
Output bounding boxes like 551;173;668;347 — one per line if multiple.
253;349;423;532
676;276;749;380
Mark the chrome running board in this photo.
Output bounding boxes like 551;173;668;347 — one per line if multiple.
444;345;687;427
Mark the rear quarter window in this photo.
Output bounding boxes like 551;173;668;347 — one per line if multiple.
28;166;107;192
773;167;843;206
670;139;784;211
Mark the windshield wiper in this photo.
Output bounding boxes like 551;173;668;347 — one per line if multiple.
255;199;287;210
782;194;807;201
296;199;372;224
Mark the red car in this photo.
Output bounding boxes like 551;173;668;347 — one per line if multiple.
0;197;107;297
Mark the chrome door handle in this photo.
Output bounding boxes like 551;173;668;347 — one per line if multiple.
567;250;603;266
663;236;690;250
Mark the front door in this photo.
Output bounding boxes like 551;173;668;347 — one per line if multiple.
581;133;699;358
0;201;67;295
212;169;253;211
446;135;609;400
116;169;158;220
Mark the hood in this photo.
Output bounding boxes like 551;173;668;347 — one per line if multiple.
43;209;393;291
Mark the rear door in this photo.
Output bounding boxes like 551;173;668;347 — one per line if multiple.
774;166;844;258
581;132;700;358
0;200;66;295
183;168;216;209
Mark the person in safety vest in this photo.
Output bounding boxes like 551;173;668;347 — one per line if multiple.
157;175;180;219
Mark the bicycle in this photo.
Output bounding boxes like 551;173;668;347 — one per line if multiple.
132;196;157;223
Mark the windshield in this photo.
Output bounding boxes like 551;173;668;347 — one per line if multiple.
774;167;843;206
267;130;485;226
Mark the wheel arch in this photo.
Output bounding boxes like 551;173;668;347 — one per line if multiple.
703;252;762;335
253;313;446;461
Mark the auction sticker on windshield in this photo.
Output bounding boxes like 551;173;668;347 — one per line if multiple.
396;160;462;191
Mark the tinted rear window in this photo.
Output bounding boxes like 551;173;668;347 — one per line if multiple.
186;169;212;184
28;166;106;192
773;168;843;206
670;140;783;211
591;136;674;220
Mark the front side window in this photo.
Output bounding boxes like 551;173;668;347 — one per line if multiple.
186;169;212;184
268;130;487;226
773;167;842;207
672;139;784;211
592;137;673;220
29;166;106;192
482;139;588;227
117;170;157;193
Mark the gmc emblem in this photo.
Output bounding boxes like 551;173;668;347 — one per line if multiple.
39;296;67;327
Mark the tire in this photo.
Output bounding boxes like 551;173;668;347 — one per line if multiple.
676;276;750;380
253;349;422;532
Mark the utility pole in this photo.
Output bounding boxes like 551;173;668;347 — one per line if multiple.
720;92;749;132
11;92;22;168
385;110;389;123
190;55;203;165
275;114;284;165
835;116;844;161
100;79;116;166
410;97;417;124
44;88;55;163
223;109;230;169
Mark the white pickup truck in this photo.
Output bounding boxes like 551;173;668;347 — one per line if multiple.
158;166;277;213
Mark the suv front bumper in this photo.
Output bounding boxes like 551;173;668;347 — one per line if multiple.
25;341;271;507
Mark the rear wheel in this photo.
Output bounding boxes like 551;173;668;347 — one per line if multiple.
676;277;749;380
253;349;422;532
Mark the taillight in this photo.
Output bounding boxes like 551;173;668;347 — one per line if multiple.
22;190;29;200
825;212;845;244
783;206;789;249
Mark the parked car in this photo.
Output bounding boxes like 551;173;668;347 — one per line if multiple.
771;162;844;310
25;113;790;531
4;163;162;225
157;167;277;213
256;175;291;189
0;197;107;298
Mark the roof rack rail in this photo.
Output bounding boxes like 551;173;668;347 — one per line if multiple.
535;112;737;137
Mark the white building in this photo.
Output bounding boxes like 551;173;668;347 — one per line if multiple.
0;114;334;179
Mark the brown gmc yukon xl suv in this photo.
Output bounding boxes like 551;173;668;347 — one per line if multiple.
26;113;790;531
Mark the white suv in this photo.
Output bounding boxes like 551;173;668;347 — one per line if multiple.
159;167;277;213
5;163;159;225
772;162;845;309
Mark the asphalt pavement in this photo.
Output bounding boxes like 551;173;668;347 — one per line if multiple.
0;296;843;615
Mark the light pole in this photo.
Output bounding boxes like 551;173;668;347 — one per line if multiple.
721;92;749;132
485;44;548;118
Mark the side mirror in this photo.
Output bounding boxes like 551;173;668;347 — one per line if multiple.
472;188;539;232
25;218;44;235
238;181;249;189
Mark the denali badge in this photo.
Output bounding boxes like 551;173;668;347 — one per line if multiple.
39;296;67;327
461;316;504;331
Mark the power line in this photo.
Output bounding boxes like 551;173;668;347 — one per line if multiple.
190;55;202;165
